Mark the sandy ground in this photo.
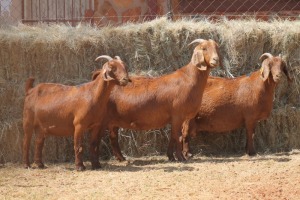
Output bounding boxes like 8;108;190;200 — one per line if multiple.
0;151;300;200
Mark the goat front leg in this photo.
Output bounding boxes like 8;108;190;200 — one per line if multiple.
169;119;186;162
74;125;85;171
182;135;192;159
167;136;176;161
90;127;101;170
245;121;257;156
182;119;193;159
109;127;126;162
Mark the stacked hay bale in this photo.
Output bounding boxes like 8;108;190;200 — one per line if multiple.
0;18;299;163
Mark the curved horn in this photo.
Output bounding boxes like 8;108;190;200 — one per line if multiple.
95;55;113;62
114;56;121;60
188;39;206;46
259;53;273;62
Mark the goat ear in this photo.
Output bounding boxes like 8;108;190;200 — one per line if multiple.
260;61;270;82
102;64;114;82
191;50;207;70
92;70;101;80
281;61;293;83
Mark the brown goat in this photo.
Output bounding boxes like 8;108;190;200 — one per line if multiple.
93;39;221;162
22;55;130;171
181;53;292;157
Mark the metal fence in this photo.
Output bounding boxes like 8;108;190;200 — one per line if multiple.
0;0;300;26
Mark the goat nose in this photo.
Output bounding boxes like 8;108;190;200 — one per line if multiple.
213;57;219;61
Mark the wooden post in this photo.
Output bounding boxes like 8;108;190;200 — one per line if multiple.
167;0;173;20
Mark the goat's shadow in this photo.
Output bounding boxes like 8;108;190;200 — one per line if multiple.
188;154;292;164
59;157;194;172
35;151;298;172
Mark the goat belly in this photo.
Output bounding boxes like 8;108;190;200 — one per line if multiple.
35;114;75;136
42;124;74;136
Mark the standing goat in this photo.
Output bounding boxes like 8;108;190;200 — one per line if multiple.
93;39;221;162
22;55;130;171
181;53;292;157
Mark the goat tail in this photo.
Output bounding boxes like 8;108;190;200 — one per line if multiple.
25;77;35;95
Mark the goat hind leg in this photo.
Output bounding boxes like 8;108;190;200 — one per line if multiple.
33;129;46;169
23;122;33;168
89;127;101;170
109;127;126;162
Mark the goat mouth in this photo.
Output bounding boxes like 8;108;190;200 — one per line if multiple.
209;62;218;68
273;78;280;83
119;80;129;86
209;63;218;67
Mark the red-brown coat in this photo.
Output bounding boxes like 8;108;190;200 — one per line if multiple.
93;39;221;161
22;55;130;171
181;53;292;157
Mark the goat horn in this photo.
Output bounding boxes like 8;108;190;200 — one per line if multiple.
114;56;121;60
259;53;273;61
188;39;206;46
95;55;113;62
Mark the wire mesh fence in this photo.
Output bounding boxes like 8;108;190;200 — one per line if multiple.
0;0;299;27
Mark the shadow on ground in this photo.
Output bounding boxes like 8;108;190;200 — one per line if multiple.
4;150;297;172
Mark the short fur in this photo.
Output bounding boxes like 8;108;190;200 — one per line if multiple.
93;39;221;161
181;53;292;157
22;56;130;171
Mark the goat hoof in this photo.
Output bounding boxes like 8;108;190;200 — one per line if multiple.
37;163;45;169
187;152;193;158
183;152;193;160
176;153;187;162
76;165;86;171
91;162;101;170
168;155;176;162
117;157;126;162
248;151;257;156
24;164;31;169
32;162;45;169
178;157;187;162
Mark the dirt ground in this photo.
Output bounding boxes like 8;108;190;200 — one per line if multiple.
0;151;299;200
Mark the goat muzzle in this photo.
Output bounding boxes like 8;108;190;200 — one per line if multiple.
119;77;130;86
209;57;219;68
273;73;282;83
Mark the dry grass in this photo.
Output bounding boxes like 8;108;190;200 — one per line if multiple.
0;151;300;200
0;18;299;163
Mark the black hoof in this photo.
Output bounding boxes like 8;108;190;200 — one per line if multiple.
248;151;257;156
118;157;126;162
91;163;101;170
176;153;187;162
168;156;176;162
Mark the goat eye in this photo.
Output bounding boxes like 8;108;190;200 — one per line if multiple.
202;48;207;51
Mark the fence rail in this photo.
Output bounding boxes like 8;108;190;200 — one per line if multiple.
0;0;300;27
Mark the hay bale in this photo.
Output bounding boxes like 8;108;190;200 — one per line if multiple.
0;18;299;163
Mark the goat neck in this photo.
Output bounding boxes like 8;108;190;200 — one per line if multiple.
252;70;277;111
182;62;211;84
92;73;115;103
